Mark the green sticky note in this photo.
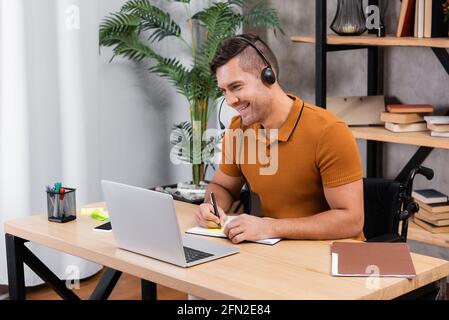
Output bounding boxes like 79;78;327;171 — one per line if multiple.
91;209;109;221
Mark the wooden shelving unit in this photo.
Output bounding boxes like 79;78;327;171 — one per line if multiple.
291;34;449;48
351;127;449;150
292;1;449;248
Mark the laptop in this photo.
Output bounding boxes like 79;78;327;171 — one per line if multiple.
101;180;239;267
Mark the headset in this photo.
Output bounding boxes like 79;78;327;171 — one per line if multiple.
235;36;277;85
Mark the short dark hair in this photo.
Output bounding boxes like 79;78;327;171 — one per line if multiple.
210;33;279;79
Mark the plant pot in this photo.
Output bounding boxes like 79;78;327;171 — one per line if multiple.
151;181;209;204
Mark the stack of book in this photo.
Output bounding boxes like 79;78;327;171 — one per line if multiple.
397;0;449;38
413;188;449;233
424;116;449;137
381;104;433;133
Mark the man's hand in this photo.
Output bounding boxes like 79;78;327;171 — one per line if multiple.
195;203;227;228
224;214;274;244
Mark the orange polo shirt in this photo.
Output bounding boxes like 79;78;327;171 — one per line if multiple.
219;95;364;239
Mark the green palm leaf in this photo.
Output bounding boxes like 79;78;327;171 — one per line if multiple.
121;0;182;42
194;3;241;62
150;58;190;101
243;2;285;35
99;12;141;46
113;34;160;62
191;2;241;101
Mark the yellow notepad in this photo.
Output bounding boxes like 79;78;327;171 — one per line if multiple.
186;216;281;245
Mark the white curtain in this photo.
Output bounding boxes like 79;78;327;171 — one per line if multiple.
0;0;102;287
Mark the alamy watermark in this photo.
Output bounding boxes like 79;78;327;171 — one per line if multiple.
170;122;279;176
65;265;80;290
365;265;380;290
65;4;80;30
366;5;381;30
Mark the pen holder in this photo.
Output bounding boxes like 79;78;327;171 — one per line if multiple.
46;188;77;223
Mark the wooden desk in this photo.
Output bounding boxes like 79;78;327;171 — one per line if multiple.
4;201;449;300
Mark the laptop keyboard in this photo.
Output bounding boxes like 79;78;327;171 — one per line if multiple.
183;246;214;263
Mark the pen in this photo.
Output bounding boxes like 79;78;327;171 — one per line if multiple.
210;192;220;227
59;187;65;200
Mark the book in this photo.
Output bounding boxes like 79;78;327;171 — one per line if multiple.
414;216;449;233
415;209;449;226
424;115;449;124
412;188;448;204
415;0;424;38
415;0;420;36
387;104;434;113
424;0;432;37
380;112;424;124
424;0;449;38
415;207;449;220
331;242;416;278
185;216;281;245
431;131;449;137
385;122;428;132
427;123;449;131
415;198;449;213
397;0;416;37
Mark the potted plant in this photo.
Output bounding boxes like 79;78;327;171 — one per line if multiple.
99;0;283;201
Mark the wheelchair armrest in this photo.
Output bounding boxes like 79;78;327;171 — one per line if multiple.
366;233;406;243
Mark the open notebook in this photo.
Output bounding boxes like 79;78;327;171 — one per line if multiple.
186;216;281;245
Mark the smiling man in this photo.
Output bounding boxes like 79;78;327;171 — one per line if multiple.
195;33;365;243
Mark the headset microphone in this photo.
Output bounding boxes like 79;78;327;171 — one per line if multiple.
218;98;226;130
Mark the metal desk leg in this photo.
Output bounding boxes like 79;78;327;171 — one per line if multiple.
89;268;122;300
5;234;26;300
436;278;448;300
6;233;80;300
141;279;157;300
6;234;128;300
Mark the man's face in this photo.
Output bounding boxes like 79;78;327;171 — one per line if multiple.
216;56;272;126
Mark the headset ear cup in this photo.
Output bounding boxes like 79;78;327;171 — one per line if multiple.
262;67;276;85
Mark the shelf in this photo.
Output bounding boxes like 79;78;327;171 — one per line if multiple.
351;127;449;150
291;34;449;49
408;220;449;249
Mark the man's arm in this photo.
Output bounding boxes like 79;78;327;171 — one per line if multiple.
195;169;245;228
224;179;364;243
204;169;245;211
270;179;364;239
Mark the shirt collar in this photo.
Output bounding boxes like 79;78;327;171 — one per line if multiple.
278;95;304;142
256;95;304;142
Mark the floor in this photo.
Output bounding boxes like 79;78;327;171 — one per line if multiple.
25;268;187;300
9;269;449;300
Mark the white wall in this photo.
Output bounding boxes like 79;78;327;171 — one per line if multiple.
98;0;205;189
